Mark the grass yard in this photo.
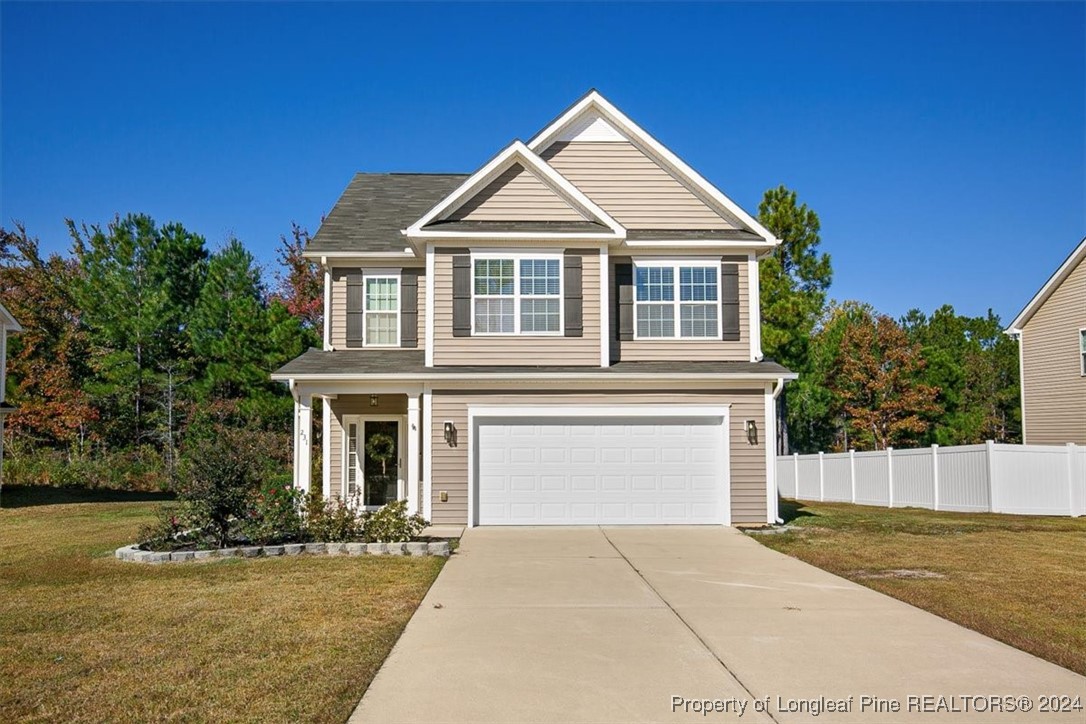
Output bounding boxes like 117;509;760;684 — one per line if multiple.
756;500;1086;676
0;485;446;723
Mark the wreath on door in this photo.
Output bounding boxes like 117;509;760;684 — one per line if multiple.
365;432;396;474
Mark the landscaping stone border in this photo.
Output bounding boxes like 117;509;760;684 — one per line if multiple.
115;540;451;563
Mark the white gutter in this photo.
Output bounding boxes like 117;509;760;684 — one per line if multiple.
272;371;800;383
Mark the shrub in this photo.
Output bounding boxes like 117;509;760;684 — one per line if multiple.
239;475;304;545
3;444;169;491
178;427;268;547
303;491;364;543
363;500;429;543
137;502;209;551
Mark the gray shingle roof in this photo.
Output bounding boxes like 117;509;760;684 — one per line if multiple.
308;173;468;254
273;348;794;379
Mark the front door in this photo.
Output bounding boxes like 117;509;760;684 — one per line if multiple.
346;418;402;507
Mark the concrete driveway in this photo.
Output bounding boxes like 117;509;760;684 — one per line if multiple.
351;527;1086;723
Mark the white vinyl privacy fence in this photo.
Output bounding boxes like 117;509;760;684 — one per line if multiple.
777;442;1086;517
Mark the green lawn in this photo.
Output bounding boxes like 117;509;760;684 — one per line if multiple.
754;500;1086;675
0;485;445;723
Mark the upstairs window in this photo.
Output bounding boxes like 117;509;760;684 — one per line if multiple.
473;255;561;335
364;276;399;346
635;263;719;339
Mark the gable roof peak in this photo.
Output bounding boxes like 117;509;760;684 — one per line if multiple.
527;90;779;246
1006;235;1086;333
405;139;624;238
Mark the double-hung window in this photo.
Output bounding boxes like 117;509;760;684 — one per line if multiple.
473;254;561;334
363;275;399;346
634;262;720;339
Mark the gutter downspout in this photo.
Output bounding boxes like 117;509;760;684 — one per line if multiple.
771;377;786;525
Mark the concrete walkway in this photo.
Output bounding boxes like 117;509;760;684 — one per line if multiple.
351;527;1086;723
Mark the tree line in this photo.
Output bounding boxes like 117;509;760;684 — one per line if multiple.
0;188;1021;490
0;216;321;488
758;186;1020;453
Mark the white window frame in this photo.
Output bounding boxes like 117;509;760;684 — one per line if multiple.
362;271;401;348
1079;328;1086;376
632;258;723;341
470;251;564;336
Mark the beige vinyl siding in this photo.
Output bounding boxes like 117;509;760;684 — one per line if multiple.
329;266;425;350
327;394;409;498
540;141;738;229
1021;257;1086;444
447;164;586;222
431;250;601;366
428;389;767;526
609;257;750;362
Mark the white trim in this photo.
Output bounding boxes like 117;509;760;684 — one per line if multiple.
624;240;769;249
425;245;435;367
406;393;421;515
322;397;331;497
422;387;433;520
1079;328;1086;376
470;251;564;337
748;252;763;362
407;231;620;242
599;244;610;367
360;271;401;348
304;249;415;260
630;259;723;341
1006;236;1086;333
527;91;778;247
1016;330;1027;443
0;302;23;333
322;264;332;351
405;140;625;237
275;371;799;383
466;404;732;528
765;382;781;524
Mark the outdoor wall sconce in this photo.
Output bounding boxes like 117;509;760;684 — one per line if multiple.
369;394;379;407
443;421;457;446
745;420;759;446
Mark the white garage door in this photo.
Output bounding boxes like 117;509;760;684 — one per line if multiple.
475;416;727;525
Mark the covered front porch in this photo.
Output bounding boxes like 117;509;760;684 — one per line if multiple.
291;385;428;517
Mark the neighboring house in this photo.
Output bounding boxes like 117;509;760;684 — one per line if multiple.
1005;236;1086;445
272;90;796;527
0;301;22;489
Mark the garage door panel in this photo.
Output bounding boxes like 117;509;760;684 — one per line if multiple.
476;416;727;525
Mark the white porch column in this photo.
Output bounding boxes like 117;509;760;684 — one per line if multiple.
406;392;421;514
293;391;313;494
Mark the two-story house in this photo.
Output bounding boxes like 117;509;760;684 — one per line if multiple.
1005;236;1086;444
273;91;796;527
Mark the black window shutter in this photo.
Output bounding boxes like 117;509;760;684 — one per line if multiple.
721;262;740;341
563;251;583;337
400;269;419;348
452;254;472;337
615;261;634;341
346;271;364;347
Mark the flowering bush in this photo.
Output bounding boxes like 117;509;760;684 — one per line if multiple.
363;500;429;543
303;490;365;542
240;476;304;545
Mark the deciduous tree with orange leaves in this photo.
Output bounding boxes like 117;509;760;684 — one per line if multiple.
828;308;942;450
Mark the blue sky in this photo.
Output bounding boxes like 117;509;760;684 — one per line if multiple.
2;2;1083;323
